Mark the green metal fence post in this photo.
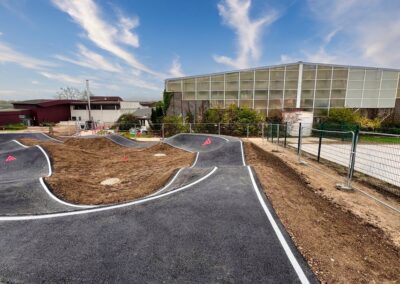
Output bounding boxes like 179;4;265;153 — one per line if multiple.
284;122;288;148
297;122;302;154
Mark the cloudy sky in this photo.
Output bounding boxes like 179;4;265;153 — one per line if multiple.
0;0;399;101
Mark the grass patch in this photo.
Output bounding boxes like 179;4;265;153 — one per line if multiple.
359;135;400;144
0;123;27;131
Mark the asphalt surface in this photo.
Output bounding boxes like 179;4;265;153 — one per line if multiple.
0;132;62;143
0;132;316;283
0;140;78;214
106;134;159;148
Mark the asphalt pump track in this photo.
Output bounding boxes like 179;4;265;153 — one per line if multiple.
0;132;316;283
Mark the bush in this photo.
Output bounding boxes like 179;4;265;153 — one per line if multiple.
1;123;27;130
327;108;360;124
163;115;189;136
201;105;264;136
115;113;140;131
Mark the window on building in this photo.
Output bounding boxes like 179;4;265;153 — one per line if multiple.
74;105;86;110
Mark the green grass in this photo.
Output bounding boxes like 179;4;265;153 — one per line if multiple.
359;135;400;144
0;123;27;131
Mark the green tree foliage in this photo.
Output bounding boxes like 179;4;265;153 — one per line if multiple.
324;108;383;130
115;113;140;131
151;104;164;124
163;91;173;114
162;115;189;136
150;90;174;128
327;108;360;124
202;105;264;135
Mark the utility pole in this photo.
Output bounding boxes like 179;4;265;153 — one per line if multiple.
86;79;93;124
86;80;92;118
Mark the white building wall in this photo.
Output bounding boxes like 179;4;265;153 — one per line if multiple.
70;107;123;123
70;102;150;124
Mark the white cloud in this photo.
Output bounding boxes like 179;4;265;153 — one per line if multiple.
0;32;3;36
117;15;140;48
169;57;184;77
31;80;40;85
39;71;83;84
214;0;279;68
0;41;53;70
51;0;161;76
306;0;400;67
55;44;122;73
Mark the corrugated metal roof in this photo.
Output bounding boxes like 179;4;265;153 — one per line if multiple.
133;108;151;118
165;61;400;81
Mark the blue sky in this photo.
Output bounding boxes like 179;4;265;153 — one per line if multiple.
0;0;399;101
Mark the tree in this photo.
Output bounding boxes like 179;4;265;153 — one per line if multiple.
150;90;174;127
162;115;189;136
56;87;85;100
115;113;140;131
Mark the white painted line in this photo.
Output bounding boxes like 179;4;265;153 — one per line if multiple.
147;168;184;197
240;140;246;166
247;166;310;284
39;178;95;209
12;140;28;148
190;152;199;168
0;167;218;221
35;145;52;177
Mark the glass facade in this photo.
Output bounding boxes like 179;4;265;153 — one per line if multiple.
166;63;400;117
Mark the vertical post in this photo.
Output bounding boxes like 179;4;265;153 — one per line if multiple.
218;123;221;135
277;124;280;145
189;123;192;133
271;124;274;143
297;122;302;154
284;122;288;148
298;125;303;163
162;123;165;140
347;127;359;188
261;123;264;140
246;124;249;139
86;79;92;129
317;130;323;162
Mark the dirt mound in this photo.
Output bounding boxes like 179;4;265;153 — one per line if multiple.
19;138;194;205
245;142;400;283
63;137;126;151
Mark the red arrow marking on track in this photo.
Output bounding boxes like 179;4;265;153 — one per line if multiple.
202;137;212;146
5;155;16;162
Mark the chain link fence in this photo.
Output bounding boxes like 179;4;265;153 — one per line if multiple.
269;122;400;196
67;120;400;196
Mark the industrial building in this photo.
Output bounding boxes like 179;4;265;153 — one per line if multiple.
165;62;400;121
0;97;152;126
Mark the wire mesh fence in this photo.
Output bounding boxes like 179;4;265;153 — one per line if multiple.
274;122;400;196
67;120;400;195
356;131;400;194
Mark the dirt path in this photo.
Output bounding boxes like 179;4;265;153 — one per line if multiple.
20;138;194;205
245;142;400;283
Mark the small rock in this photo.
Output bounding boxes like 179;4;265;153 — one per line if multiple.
154;153;166;157
101;178;121;185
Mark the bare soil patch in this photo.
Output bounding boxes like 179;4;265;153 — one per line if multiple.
20;138;194;205
245;142;400;283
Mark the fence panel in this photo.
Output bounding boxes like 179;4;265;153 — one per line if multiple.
355;132;400;195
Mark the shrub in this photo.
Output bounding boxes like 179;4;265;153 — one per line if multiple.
162;115;189;136
115;113;140;131
1;123;27;130
327;108;360;124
